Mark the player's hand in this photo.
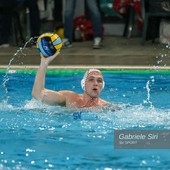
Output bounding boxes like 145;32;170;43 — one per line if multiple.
40;51;60;65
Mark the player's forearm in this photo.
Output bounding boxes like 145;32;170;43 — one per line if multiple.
32;61;48;100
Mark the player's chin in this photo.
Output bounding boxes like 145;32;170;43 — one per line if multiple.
91;92;100;98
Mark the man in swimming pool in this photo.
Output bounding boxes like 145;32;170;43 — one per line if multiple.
32;52;110;108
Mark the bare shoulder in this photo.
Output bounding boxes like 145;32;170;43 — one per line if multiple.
58;90;83;107
59;90;80;98
99;98;110;106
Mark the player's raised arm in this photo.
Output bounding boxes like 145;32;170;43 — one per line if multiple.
32;52;66;106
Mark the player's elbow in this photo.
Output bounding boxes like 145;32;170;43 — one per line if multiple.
32;89;39;100
32;89;44;100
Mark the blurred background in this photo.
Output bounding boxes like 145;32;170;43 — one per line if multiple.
1;0;169;46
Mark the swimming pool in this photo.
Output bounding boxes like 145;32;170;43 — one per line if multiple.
0;69;170;169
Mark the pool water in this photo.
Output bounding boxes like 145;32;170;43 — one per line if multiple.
0;70;170;170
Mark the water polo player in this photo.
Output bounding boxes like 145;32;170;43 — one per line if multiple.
32;52;110;108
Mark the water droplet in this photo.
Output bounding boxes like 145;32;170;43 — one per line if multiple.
48;164;54;167
31;161;35;164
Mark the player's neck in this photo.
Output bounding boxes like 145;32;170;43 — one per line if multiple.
81;93;99;107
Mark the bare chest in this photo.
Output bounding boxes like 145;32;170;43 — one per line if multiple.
65;95;107;108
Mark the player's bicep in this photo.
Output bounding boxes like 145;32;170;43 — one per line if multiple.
41;89;66;106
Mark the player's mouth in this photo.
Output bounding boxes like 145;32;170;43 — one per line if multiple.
92;88;98;92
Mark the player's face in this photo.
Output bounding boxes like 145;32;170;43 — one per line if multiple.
85;72;104;98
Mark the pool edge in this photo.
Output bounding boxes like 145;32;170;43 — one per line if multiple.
1;65;170;70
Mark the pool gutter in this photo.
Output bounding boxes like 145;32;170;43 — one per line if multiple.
0;65;170;70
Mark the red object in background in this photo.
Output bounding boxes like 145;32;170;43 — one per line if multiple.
113;0;142;30
113;0;132;14
74;16;94;41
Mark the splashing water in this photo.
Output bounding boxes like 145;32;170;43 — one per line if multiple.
153;43;170;69
143;76;155;108
1;36;38;102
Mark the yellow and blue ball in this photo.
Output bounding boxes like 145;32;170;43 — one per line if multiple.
36;33;62;57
